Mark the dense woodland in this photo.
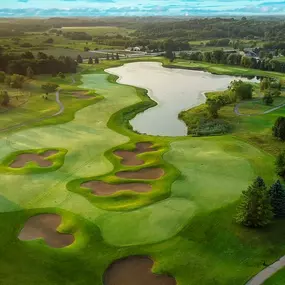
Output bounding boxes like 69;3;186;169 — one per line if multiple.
0;48;77;75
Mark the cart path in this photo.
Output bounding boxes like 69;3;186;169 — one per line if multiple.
246;256;285;285
234;101;285;116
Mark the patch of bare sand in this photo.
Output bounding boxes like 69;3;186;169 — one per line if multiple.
114;142;156;166
104;256;176;285
10;150;58;168
116;168;164;180
82;181;151;196
18;214;74;248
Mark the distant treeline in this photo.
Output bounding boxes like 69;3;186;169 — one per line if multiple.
0;50;77;75
181;50;285;73
134;18;285;41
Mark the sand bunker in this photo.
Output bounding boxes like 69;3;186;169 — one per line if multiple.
114;142;156;166
82;181;152;196
72;91;93;99
116;168;164;180
18;214;74;248
10;150;58;168
104;256;176;285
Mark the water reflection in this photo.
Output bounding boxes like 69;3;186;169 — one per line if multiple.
106;62;258;137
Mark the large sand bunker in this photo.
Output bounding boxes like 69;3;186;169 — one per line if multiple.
114;142;156;166
82;181;152;196
10;150;58;168
116;168;164;180
18;214;74;248
104;256;176;285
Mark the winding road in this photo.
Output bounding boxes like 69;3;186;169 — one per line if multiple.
234;98;285;117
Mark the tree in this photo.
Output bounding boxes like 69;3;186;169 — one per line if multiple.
57;72;65;79
236;177;273;227
229;80;253;101
94;57;99;64
206;98;221;119
9;74;25;89
260;78;270;91
0;71;5;83
116;53;120;60
0;90;9;106
88;57;93;64
263;93;274;105
165;49;175;62
106;53;110;60
273;117;285;141
276;152;285;179
37;52;48;60
269;180;285;217
21;51;34;59
77;55;83;64
41;83;59;99
111;53;115;60
44;38;54;44
26;66;34;79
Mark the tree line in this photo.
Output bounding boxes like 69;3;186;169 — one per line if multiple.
0;49;77;76
181;50;285;73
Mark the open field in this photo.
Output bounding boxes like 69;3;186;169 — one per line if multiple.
61;26;135;37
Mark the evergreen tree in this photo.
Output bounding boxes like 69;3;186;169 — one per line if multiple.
276;152;285;179
0;90;9;106
77;55;83;64
269;180;285;217
116;53;120;60
236;177;273;227
26;66;34;79
88;57;93;64
94;57;99;64
273;117;285;141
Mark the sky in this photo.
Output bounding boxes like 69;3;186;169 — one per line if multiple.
1;0;285;17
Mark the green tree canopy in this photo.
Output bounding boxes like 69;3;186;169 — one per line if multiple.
269;180;285;217
0;90;9;106
273;117;285;141
206;98;222;119
26;66;34;79
276;152;285;179
41;83;59;96
77;55;83;64
236;177;273;227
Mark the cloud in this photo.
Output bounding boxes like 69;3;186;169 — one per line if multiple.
1;0;285;16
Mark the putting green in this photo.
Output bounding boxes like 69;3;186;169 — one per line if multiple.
0;61;279;284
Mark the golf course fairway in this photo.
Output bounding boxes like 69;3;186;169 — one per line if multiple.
0;60;284;285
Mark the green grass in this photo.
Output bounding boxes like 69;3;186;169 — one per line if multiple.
0;57;284;284
238;96;285;115
168;60;285;79
264;268;285;284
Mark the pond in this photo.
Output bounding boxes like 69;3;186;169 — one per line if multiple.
106;62;258;137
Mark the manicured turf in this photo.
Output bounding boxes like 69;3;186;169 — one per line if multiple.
0;58;284;284
169;60;285;79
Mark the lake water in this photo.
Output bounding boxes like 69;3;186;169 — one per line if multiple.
106;62;257;137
